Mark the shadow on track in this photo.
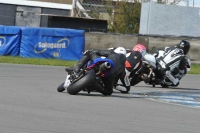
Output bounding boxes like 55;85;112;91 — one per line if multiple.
59;91;142;99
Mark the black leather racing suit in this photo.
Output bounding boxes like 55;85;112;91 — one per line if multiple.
70;49;130;96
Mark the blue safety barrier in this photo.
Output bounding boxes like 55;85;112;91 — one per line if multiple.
0;26;21;56
20;27;85;60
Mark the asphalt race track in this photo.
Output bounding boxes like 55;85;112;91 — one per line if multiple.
0;63;200;133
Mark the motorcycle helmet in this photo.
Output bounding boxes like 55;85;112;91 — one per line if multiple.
132;43;147;57
114;47;127;55
132;43;146;51
177;40;190;55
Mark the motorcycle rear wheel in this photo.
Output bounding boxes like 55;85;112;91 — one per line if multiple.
130;76;142;86
67;69;96;95
160;83;169;88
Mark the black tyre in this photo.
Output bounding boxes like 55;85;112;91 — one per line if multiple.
130;76;141;86
67;69;96;95
160;83;169;88
130;80;141;86
57;83;65;92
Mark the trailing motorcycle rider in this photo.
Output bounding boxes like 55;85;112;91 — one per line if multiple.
65;47;130;96
126;43;147;72
154;40;191;86
125;43;147;85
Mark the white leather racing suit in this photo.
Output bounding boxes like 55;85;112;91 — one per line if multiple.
154;46;191;86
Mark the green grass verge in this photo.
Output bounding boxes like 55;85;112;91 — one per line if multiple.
0;56;77;67
188;64;200;74
0;56;199;74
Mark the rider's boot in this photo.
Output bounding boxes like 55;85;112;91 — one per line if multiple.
165;71;179;85
65;55;90;73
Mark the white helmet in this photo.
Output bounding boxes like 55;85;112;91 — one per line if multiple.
114;47;126;55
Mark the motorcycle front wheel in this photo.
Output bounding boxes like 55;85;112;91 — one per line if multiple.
130;75;142;86
67;69;96;95
57;83;65;92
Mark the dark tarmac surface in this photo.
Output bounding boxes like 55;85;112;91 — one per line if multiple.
0;63;200;133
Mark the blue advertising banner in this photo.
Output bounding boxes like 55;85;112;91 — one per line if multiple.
0;26;21;56
20;27;85;60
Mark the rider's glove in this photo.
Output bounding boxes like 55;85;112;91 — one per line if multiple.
83;49;93;55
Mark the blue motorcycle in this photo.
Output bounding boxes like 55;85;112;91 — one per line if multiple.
57;57;114;95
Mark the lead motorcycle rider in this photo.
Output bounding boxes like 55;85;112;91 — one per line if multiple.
153;40;191;86
65;47;130;96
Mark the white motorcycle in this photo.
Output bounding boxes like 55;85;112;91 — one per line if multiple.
129;48;190;88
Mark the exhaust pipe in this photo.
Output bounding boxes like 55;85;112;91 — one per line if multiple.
100;62;111;71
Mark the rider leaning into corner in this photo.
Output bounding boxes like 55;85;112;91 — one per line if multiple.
125;43;147;85
154;40;191;86
65;47;131;96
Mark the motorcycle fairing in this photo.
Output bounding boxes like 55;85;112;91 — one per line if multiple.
143;53;157;69
157;48;185;71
